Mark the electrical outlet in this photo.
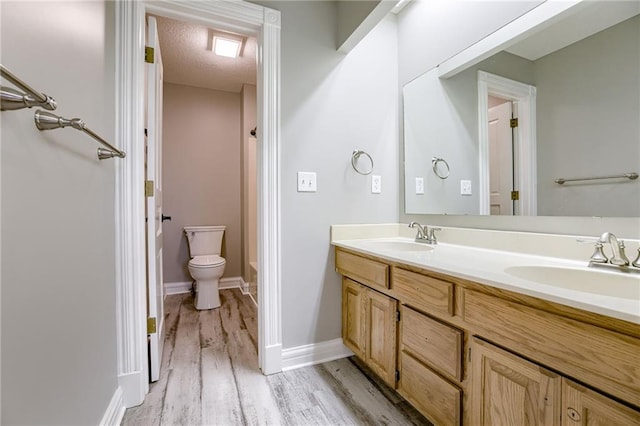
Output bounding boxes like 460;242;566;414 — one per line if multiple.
371;175;382;194
460;179;472;195
297;172;317;192
415;177;424;194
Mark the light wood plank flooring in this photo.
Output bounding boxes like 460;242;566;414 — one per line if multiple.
122;289;431;426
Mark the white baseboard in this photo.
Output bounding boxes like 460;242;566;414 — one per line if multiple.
165;277;246;295
281;338;354;371
100;386;126;426
262;343;283;375
165;281;192;295
219;276;246;290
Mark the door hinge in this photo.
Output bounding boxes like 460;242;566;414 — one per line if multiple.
396;310;401;322
468;347;472;362
145;180;154;197
511;190;520;201
395;370;400;382
147;317;157;334
510;118;518;128
145;46;155;64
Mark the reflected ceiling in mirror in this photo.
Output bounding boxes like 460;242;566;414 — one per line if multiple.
403;1;640;217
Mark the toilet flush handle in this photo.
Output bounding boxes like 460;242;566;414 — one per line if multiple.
162;214;172;222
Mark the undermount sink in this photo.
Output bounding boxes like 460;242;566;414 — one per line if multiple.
504;265;640;300
362;240;434;252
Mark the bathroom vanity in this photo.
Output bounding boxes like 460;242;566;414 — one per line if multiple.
332;225;640;426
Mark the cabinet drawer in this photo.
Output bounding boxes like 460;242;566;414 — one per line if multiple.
398;351;462;426
392;267;454;316
336;249;388;290
464;289;640;407
401;306;463;381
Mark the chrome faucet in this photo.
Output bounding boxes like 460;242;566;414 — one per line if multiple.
409;222;440;244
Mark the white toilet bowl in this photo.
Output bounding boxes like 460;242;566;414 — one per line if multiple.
188;255;226;310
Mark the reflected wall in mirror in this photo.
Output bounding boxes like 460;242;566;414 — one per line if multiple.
404;3;639;217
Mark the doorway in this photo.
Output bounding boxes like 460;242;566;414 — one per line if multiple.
477;71;537;216
114;1;282;408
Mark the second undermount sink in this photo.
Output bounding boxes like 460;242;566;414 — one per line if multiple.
504;265;640;300
361;240;434;253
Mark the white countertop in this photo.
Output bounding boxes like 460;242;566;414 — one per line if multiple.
332;236;640;325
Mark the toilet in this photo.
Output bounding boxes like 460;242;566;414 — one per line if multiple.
184;225;227;310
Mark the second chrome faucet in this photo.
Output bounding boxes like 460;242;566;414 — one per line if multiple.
409;222;441;245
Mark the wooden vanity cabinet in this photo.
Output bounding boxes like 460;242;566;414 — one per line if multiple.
471;337;562;426
562;378;640;425
336;248;640;426
341;277;397;388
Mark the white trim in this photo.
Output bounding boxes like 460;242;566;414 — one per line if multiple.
115;0;282;407
478;71;537;216
165;277;248;295
438;0;585;78
282;339;354;371
99;387;126;426
114;0;148;407
165;281;193;295
219;276;247;290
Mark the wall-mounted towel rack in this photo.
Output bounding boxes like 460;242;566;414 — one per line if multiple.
554;172;638;185
1;64;57;111
35;110;126;160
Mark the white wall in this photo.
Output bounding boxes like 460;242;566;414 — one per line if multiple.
254;1;399;349
1;1;118;424
241;84;257;283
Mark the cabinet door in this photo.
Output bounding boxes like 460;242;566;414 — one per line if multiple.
562;378;640;426
471;337;561;426
342;278;366;359
365;288;398;387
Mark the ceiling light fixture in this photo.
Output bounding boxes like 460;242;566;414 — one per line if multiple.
213;35;242;58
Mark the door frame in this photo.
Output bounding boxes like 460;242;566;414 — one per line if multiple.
478;71;537;216
114;0;282;407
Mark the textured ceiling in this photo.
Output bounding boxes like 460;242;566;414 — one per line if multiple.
152;15;257;93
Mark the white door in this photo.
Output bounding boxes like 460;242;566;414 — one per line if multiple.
488;101;514;215
145;15;165;383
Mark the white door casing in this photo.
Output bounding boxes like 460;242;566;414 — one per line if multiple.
488;101;514;215
145;15;165;383
115;0;282;407
478;71;537;216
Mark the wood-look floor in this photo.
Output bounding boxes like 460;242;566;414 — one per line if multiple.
122;289;431;426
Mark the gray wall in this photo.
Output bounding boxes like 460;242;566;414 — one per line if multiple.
397;0;640;237
254;1;400;349
241;84;257;283
162;83;242;283
1;1;118;424
535;15;640;217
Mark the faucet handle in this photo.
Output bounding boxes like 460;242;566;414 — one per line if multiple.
427;227;441;243
588;241;609;263
632;248;640;268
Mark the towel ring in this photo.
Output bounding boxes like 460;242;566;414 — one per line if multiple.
351;149;374;175
432;157;450;179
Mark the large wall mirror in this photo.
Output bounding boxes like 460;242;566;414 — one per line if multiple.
404;1;639;218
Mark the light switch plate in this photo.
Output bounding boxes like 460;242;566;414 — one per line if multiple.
460;179;472;195
415;177;424;194
371;175;381;193
297;172;317;192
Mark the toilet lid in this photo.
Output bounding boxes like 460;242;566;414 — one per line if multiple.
189;255;225;267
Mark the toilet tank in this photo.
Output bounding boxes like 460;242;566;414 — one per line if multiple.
184;225;226;257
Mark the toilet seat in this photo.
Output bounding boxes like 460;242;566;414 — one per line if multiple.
189;255;226;268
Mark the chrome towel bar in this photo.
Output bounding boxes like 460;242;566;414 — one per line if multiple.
34;110;126;160
0;64;57;111
554;172;638;185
